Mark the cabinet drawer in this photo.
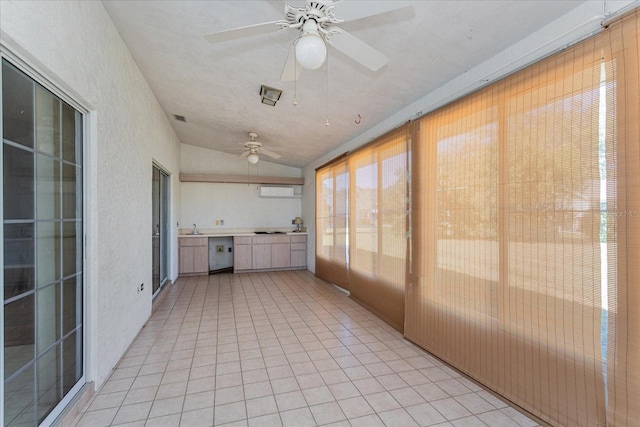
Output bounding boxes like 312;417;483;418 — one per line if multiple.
253;235;289;244
290;234;307;243
234;236;252;245
179;237;207;247
291;243;306;251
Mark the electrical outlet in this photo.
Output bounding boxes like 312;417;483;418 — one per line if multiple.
215;219;219;226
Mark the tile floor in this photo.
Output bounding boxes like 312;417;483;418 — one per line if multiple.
72;271;540;427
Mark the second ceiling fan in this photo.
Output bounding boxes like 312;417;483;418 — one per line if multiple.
204;1;411;81
236;133;282;164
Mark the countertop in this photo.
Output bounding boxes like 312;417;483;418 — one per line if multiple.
179;230;308;238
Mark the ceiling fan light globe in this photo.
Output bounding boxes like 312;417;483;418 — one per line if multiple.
247;153;260;164
296;34;327;70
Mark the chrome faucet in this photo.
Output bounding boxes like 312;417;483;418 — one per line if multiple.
193;223;197;234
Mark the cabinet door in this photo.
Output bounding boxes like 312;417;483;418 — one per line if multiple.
193;245;209;273
179;246;195;274
252;244;271;269
234;245;252;271
291;250;307;268
272;243;291;268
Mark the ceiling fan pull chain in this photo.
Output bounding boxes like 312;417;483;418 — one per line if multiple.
294;38;298;106
325;52;330;127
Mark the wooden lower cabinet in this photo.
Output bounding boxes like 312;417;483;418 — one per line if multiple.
290;234;307;268
179;237;208;275
233;234;305;272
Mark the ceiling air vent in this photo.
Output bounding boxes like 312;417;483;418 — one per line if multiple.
173;114;186;122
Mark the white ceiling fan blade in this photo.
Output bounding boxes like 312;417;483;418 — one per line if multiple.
238;151;250;159
280;44;301;81
331;1;413;22
204;21;282;44
260;149;282;159
329;30;388;71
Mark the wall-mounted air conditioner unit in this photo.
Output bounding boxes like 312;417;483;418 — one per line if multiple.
259;186;295;198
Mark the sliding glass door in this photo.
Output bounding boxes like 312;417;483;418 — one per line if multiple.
2;59;84;425
152;165;169;296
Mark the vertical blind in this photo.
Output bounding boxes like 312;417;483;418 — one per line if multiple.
315;128;410;330
405;9;639;427
315;160;350;289
348;128;409;331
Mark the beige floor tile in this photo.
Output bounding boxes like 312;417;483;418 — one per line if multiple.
279;407;316;427
337;396;375;419
216;385;245;405
275;390;307;411
247;412;281;427
190;364;217;380
310;401;347;425
179;407;214;426
365;391;402;413
145;412;182;427
148;396;184;419
101;377;135;394
406;402;447;425
112;402;152;425
296;372;324;389
138;362;168;377
245;395;278;418
390;386;426;407
214;401;247;425
131;373;163;390
87;391;127;411
161;369;190;385
182;390;215;412
243;380;273;400
187;377;220;393
123;386;159;405
377;407;420;427
75;407;118;427
431;397;474;421
349;413;386;427
155;381;187;400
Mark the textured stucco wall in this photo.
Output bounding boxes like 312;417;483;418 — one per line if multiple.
1;0;182;387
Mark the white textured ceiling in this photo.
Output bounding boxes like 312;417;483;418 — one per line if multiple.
102;0;586;168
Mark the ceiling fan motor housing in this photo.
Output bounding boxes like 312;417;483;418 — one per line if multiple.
284;1;341;30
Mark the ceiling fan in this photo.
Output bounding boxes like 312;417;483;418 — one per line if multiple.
204;1;411;81
236;132;282;164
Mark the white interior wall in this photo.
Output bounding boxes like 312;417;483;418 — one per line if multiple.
181;144;302;230
301;0;635;273
1;0;183;388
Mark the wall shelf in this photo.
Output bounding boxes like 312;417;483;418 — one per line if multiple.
179;173;304;185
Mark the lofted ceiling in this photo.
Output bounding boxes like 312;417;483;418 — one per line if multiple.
102;0;587;168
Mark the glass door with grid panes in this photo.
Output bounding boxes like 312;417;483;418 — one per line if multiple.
2;58;84;426
152;165;169;296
